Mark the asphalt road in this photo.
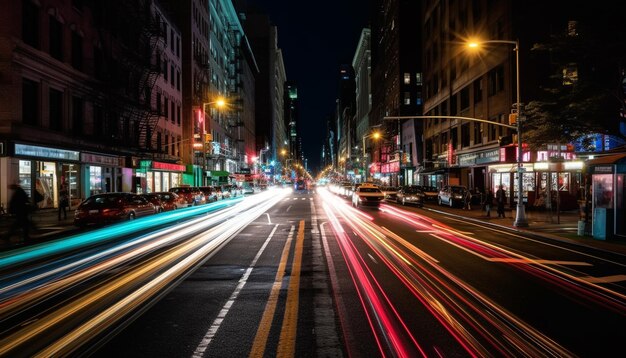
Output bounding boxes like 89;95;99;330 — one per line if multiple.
3;188;625;357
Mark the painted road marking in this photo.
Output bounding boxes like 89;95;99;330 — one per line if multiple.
249;225;296;358
277;220;305;357
193;224;280;358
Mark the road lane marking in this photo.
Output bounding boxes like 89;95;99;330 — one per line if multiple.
265;213;272;224
249;225;296;358
192;224;280;358
581;275;626;283
301;198;306;200
367;253;378;264
286;205;292;212
277;220;305;357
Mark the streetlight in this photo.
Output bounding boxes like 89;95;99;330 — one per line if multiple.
467;38;528;227
362;131;381;183
199;98;227;184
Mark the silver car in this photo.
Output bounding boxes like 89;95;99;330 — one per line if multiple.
437;185;467;207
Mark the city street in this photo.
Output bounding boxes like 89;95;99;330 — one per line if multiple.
2;188;625;357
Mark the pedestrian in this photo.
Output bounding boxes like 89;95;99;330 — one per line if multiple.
483;189;494;217
463;189;472;210
58;184;69;220
4;184;32;242
496;184;506;218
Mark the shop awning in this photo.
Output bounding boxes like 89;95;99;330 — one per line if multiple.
585;153;626;166
207;170;230;177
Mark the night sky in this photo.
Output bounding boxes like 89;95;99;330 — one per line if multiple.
244;0;372;173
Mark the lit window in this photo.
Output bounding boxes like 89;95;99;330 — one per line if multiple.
416;73;423;85
404;92;411;105
404;73;410;84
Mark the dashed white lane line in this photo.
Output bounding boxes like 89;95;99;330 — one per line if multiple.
192;224;280;357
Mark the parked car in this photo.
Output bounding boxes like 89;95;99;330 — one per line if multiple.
380;186;399;201
396;186;425;206
419;186;439;201
222;184;240;198
74;192;156;226
438;185;468;207
169;186;205;206
142;192;186;212
352;184;385;208
198;186;219;203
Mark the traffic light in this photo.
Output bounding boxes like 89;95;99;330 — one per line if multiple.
205;133;212;143
508;113;518;125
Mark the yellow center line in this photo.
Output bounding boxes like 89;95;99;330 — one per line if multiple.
277;220;305;357
249;225;295;358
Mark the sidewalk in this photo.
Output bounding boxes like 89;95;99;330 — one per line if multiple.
0;208;76;248
421;201;626;256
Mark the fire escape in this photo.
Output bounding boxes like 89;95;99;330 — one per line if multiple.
97;0;164;154
227;25;245;168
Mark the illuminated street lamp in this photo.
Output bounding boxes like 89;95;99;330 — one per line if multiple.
467;38;528;227
362;131;381;182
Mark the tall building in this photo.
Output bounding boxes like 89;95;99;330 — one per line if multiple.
370;0;423;186
162;0;211;185
0;0;178;208
206;0;258;184
238;6;287;181
284;81;299;161
352;28;372;182
336;64;356;178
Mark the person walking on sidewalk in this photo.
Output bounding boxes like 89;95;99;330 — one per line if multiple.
58;183;69;220
463;189;472;210
483;189;494;217
3;184;32;243
496;185;506;218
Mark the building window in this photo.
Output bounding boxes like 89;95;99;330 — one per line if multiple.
164;97;169;119
94;47;104;79
49;16;63;60
460;86;470;111
450;93;457;116
22;78;39;125
170;65;175;87
474;122;483;145
71;31;83;70
404;92;411;105
473;78;482;103
404;73;411;85
176;70;181;91
156;93;162;115
157;132;162;152
416;73;422;85
461;123;470;147
171;99;175;123
488;65;505;96
72;96;83;135
177;105;181;126
49;88;63;131
163;59;168;82
22;1;39;48
416;91;422;106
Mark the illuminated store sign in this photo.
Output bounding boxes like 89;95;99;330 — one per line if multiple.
15;144;79;161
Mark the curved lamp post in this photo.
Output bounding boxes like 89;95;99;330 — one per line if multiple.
362;131;381;183
468;39;528;227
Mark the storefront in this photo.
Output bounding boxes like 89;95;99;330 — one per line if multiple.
81;152;123;197
139;160;184;193
10;143;81;209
